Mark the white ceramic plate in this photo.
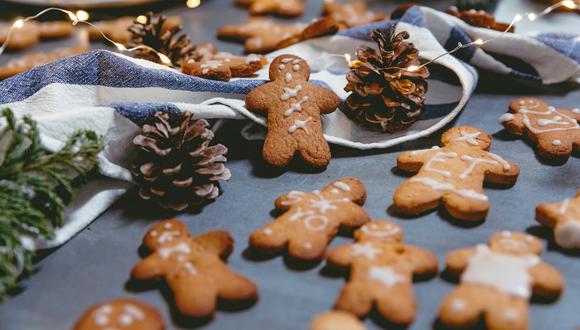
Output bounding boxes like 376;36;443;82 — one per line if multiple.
1;0;162;8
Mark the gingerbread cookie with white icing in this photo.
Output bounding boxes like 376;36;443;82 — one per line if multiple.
499;97;580;162
439;231;564;330
235;0;304;17
326;220;438;325
131;219;258;318
73;298;164;330
394;126;520;221
218;17;305;54
182;52;266;81
310;311;366;330
245;54;339;168
249;178;370;261
536;191;580;249
321;1;386;28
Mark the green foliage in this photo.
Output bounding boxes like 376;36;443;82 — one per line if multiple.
0;108;103;300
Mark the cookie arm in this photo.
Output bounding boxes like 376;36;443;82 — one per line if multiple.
131;254;165;280
326;244;355;269
396;148;439;173
481;152;520;186
499;112;526;136
557;108;580;121
404;246;439;276
245;84;269;114
529;261;564;299
444;247;476;277
312;85;340;114
192;231;234;259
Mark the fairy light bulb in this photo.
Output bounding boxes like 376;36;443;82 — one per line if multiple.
407;65;419;72
158;53;172;65
474;38;484;45
136;15;148;24
75;10;89;22
186;0;201;8
114;42;127;51
14;19;24;28
513;14;523;22
562;0;577;9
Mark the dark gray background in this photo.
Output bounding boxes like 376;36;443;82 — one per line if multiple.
0;0;579;329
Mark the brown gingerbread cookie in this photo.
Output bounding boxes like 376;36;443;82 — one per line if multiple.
439;231;564;330
276;17;341;49
326;220;438;325
536;191;580;249
182;52;266;81
73;298;164;330
249;178;370;260
321;2;386;29
218;17;305;53
0;45;89;79
131;219;258;318
245;54;339;168
446;6;514;32
235;0;304;17
89;16;181;44
393;126;520;221
310;311;366;330
37;21;74;39
499;97;580;162
0;21;73;51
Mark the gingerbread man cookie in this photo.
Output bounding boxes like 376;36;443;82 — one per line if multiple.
235;0;304;17
310;311;366;330
326;220;438;325
394;126;520;221
439;231;564;330
536;191;580;249
249;178;370;260
500;97;580;162
245;55;339;168
182;52;266;81
131;219;258;318
73;298;164;330
321;2;386;28
218;17;305;53
0;21;73;51
0;45;89;79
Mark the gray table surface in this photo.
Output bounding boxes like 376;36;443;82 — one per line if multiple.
0;0;579;329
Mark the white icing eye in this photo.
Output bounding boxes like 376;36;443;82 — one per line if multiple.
150;230;158;237
263;228;272;235
164;223;172;229
572;108;580;114
525;235;534;242
370;224;378;230
304;242;313;249
501;231;512;238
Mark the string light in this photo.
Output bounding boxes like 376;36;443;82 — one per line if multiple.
382;0;579;73
0;3;205;65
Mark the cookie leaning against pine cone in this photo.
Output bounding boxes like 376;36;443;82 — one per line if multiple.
131;111;231;211
344;26;429;133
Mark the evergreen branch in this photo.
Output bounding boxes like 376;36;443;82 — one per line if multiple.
0;108;103;300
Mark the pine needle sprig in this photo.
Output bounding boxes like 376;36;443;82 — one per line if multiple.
0;108;103;300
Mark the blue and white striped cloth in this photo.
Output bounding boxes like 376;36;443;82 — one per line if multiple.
0;6;578;248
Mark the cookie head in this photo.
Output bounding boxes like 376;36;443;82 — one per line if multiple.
322;178;367;205
489;231;542;255
143;219;189;250
355;220;403;242
441;126;491;150
73;298;164;330
269;54;310;82
509;97;549;112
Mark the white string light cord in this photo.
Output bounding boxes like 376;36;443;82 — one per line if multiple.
346;0;579;72
0;0;204;65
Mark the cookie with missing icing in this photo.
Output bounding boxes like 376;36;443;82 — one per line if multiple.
500;97;580;162
326;220;438;325
245;54;339;168
182;52;266;81
73;298;164;330
235;0;304;17
131;219;258;318
536;191;580;249
439;231;564;330
393;126;520;221
217;17;305;54
310;311;366;330
249;178;370;261
321;1;386;28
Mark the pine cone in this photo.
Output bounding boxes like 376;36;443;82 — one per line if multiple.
344;26;429;133
131;112;231;211
128;12;195;67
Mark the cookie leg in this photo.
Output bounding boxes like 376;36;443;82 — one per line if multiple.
298;137;331;168
537;135;573;160
217;270;258;302
393;181;443;216
443;192;489;221
170;279;217;318
262;132;297;167
484;296;527;330
375;285;416;325
334;282;373;317
439;285;486;328
287;234;327;260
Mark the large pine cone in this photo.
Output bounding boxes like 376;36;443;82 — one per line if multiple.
131;112;231;211
344;25;430;133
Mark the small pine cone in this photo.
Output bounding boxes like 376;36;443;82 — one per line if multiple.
128;12;195;66
344;25;430;133
131;112;231;211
